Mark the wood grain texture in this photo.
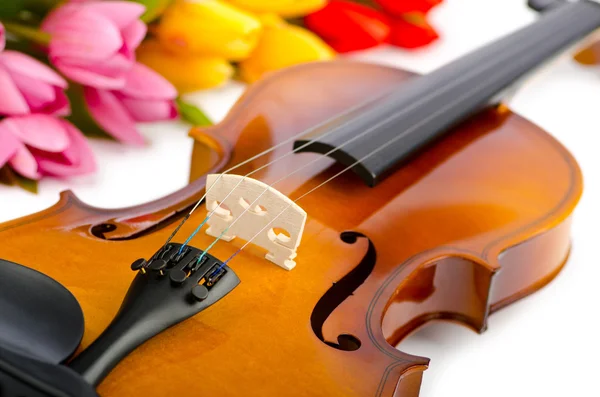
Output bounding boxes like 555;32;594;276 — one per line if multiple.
0;62;582;396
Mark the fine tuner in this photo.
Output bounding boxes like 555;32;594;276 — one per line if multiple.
69;243;240;387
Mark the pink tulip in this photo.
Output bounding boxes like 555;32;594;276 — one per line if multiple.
83;62;178;145
0;115;96;179
41;1;147;89
0;50;70;116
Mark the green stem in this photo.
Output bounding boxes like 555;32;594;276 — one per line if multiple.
176;97;213;127
2;22;51;46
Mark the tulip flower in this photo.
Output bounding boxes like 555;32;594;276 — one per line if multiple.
226;0;326;18
239;15;334;83
137;40;234;92
388;13;439;49
0;115;96;179
156;0;262;61
41;1;147;88
304;0;391;53
83;62;178;145
375;0;443;15
0;125;20;170
0;50;69;116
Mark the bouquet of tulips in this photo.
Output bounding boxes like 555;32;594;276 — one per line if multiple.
0;0;442;193
140;0;443;91
0;0;182;192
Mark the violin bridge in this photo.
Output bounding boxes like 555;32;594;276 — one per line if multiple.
204;174;307;270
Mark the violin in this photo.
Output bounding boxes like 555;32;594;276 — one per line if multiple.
0;0;595;396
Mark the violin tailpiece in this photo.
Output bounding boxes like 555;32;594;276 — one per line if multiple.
204;174;307;270
68;243;240;387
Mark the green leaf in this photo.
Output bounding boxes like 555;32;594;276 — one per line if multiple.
5;36;48;61
176;98;213;127
0;0;61;21
0;0;26;20
130;0;175;22
0;166;38;194
2;22;51;45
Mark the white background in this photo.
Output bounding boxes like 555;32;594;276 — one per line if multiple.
1;0;599;396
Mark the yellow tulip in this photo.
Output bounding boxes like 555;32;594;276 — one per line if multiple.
137;40;234;92
156;0;262;61
226;0;326;18
239;15;335;83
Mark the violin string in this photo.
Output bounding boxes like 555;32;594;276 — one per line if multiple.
192;105;422;264
212;67;509;272
161;93;383;251
182;32;531;255
179;24;541;258
173;94;392;253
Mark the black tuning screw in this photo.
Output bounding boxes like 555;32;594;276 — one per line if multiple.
169;269;187;285
148;259;167;275
191;285;209;302
131;258;147;272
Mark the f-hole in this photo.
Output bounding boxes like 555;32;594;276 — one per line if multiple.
310;231;377;351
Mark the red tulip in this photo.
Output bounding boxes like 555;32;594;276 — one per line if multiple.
304;0;391;53
388;13;439;49
375;0;443;15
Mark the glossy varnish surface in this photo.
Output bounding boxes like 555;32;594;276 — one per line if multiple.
0;62;582;396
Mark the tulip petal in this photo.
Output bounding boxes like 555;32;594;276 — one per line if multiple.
304;0;390;53
10;74;56;110
0;23;5;52
4;68;69;115
85;50;133;77
8;146;41;180
137;40;234;91
3;115;70;152
388;15;439;49
46;90;71;117
54;59;126;89
121;62;177;99
48;9;123;61
0;66;30;115
120;97;177;122
41;4;79;34
83;1;146;29
156;0;262;60
83;87;144;145
35;120;96;177
0;123;21;168
122;20;147;52
375;0;442;15
0;51;68;88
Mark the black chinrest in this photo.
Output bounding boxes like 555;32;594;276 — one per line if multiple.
0;259;84;364
0;259;95;396
0;345;98;397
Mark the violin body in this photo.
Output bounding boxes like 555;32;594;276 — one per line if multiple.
0;61;581;396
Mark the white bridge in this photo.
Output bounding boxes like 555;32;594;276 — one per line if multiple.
204;174;307;270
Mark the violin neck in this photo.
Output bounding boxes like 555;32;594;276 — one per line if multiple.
296;0;600;187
